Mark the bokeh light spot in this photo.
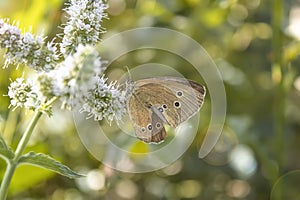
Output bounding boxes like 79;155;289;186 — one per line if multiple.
115;179;139;199
86;170;106;190
294;76;300;92
226;179;251;198
161;159;183;176
145;176;168;198
229;144;257;178
245;0;260;10
254;23;272;39
172;15;189;30
107;0;126;16
228;4;248;26
231;24;254;51
176;180;202;198
287;6;300;40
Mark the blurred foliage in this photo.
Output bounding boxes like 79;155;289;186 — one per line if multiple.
1;0;300;199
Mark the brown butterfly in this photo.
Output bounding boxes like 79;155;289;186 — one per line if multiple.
126;77;206;143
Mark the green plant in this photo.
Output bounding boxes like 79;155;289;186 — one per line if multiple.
0;1;126;199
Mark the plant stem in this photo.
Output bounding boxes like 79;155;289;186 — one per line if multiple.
2;109;19;145
14;111;42;161
0;111;42;200
271;0;285;200
0;163;17;200
272;0;285;175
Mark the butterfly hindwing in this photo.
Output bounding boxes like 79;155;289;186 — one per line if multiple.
128;94;167;143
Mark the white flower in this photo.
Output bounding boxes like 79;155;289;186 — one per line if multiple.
2;0;126;124
8;78;41;110
49;45;107;110
80;76;127;123
36;69;61;100
36;44;126;122
0;19;59;71
60;0;108;55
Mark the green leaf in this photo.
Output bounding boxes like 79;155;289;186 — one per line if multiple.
19;151;84;179
0;134;14;161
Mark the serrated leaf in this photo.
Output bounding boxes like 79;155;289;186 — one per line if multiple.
0;134;14;160
19;152;84;179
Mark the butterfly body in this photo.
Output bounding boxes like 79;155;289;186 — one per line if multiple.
126;77;206;143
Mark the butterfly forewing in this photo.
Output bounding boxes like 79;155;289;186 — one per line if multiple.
159;79;205;127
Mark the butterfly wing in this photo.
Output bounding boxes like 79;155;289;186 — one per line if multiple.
127;77;206;143
128;93;167;143
160;78;205;127
133;77;206;127
149;107;167;143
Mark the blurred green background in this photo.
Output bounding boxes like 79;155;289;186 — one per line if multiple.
1;0;300;199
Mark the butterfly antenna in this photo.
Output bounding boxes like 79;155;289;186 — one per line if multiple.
121;66;135;98
125;66;133;84
118;66;133;94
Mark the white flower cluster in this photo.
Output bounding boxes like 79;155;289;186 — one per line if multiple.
8;78;41;111
0;19;59;71
49;45;107;110
43;45;127;121
4;0;127;123
81;76;127;122
60;0;108;55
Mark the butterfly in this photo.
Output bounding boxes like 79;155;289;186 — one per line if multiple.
126;76;206;143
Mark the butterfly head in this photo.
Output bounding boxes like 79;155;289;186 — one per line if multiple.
124;77;135;97
119;69;135;100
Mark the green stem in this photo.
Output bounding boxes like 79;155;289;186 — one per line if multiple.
0;163;17;200
14;111;42;161
0;111;42;200
2;109;19;145
272;0;285;174
271;1;285;200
